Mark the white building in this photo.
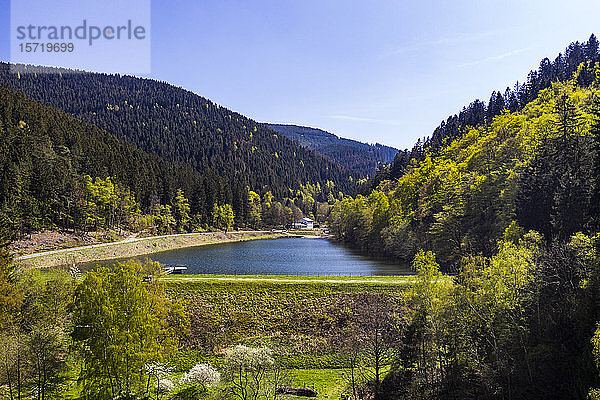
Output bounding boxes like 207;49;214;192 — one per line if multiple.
294;217;314;230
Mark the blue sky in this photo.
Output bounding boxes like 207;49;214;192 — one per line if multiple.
2;0;600;149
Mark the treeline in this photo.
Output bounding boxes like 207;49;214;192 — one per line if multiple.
0;86;338;238
379;232;600;399
0;63;355;198
330;71;600;267
326;60;600;399
372;33;600;185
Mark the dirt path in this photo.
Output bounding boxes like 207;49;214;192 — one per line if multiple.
15;231;248;260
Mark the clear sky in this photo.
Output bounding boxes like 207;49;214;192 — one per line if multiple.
2;0;600;149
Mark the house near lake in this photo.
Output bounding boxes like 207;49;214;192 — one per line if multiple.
294;217;314;230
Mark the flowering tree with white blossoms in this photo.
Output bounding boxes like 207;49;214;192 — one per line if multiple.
223;345;290;400
180;362;221;391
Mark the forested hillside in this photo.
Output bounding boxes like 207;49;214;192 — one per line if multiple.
330;71;600;266
267;123;399;177
0;85;341;239
377;34;600;183
0;63;354;198
327;52;600;399
0;85;238;235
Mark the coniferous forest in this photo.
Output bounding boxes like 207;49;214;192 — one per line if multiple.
0;63;354;197
3;27;600;400
267;124;399;177
0;63;352;239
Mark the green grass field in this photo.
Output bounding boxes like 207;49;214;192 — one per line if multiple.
162;273;413;281
287;368;348;400
162;273;409;399
21;269;412;398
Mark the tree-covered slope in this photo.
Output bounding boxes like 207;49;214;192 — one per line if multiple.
377;34;600;183
327;71;600;398
0;84;261;234
0;64;354;197
266;123;399;177
329;64;600;266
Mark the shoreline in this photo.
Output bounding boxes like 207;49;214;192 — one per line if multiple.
15;231;292;269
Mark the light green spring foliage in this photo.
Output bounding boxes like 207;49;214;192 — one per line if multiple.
84;175;139;231
453;230;541;331
410;250;445;310
328;190;392;251
0;269;75;399
248;190;262;229
172;188;191;233
502;220;526;245
72;259;188;399
213;203;235;232
568;232;599;263
481;231;541;311
408;250;451;350
329;79;599;264
84;175;118;229
0;234;18;332
402;231;543;396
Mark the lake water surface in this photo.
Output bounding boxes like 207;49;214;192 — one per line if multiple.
98;237;410;276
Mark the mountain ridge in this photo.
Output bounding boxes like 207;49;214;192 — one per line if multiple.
266;123;399;177
0;63;355;197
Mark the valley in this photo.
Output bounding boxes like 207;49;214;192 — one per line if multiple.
2;21;600;400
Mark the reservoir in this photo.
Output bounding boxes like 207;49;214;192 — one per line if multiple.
90;237;411;276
